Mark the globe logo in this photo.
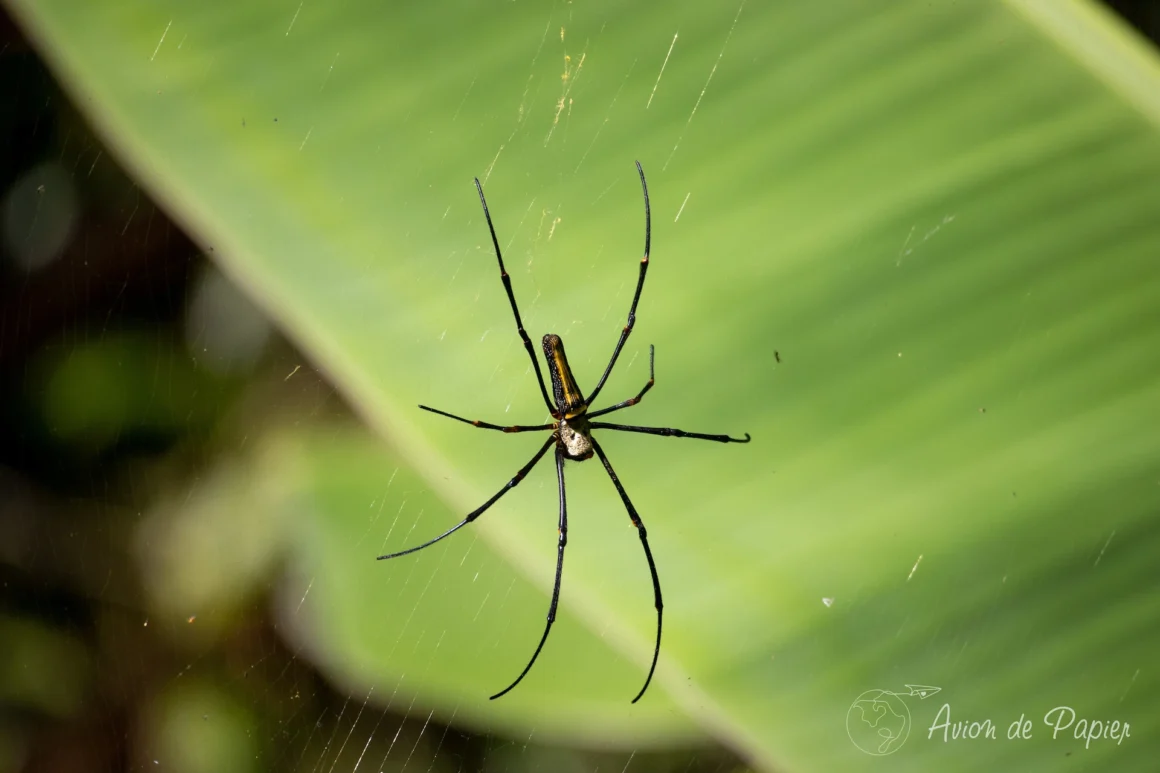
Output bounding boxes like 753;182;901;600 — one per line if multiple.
846;684;941;755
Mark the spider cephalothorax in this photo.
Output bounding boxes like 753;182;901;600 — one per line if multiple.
556;413;594;461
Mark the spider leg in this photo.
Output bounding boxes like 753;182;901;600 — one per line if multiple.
590;438;662;703
587;344;655;419
590;422;750;444
490;447;568;700
376;435;555;561
474;178;555;414
585;161;651;407
419;404;554;433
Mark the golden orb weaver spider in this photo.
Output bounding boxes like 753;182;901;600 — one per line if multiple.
378;162;750;702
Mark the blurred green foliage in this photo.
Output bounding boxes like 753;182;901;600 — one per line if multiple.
36;333;229;451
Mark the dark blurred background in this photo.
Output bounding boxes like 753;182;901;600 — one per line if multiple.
0;2;1156;771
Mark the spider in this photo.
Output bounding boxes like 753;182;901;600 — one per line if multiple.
378;161;750;703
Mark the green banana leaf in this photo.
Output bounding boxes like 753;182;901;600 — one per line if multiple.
11;0;1160;769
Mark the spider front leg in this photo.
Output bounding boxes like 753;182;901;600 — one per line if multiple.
490;447;569;700
590;438;662;703
376;435;555;561
587;344;656;419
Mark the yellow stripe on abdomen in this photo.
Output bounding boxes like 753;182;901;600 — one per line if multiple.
542;334;586;418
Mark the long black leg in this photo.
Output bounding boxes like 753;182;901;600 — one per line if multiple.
590;438;662;703
584;161;651;407
587;344;655;419
474;178;555;414
419;404;554;433
490;447;568;700
590;422;750;444
376;436;555;561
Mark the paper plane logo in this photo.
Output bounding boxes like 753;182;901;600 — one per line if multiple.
846;684;942;756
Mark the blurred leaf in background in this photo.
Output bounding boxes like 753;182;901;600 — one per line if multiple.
2;0;1160;772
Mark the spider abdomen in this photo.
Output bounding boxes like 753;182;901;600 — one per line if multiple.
543;334;587;419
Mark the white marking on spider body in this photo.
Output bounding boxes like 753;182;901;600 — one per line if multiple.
558;418;593;460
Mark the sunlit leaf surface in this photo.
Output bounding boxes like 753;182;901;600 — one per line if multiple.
11;0;1160;769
